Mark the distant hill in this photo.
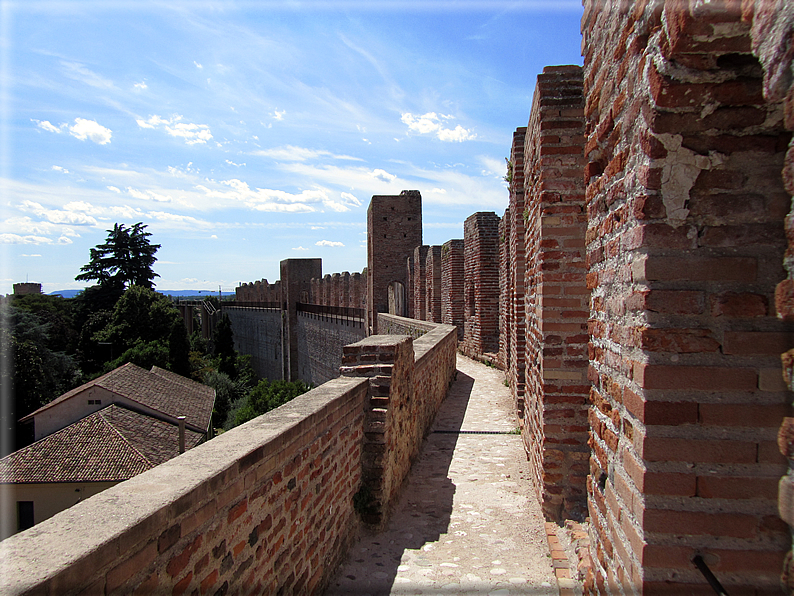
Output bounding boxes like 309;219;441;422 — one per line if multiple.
48;289;237;299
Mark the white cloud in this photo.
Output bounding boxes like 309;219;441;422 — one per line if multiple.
292;246;309;251
57;236;73;245
20;254;42;257
60;61;114;89
134;81;148;90
195;178;322;213
431;188;447;194
210;235;218;239
52;165;69;174
371;169;396;183
20;200;98;225
69;118;112;145
400;112;475;142
252;145;362;162
0;234;52;245
316;240;344;247
194;61;203;69
107;185;121;193
340;192;361;207
126;187;172;202
226;160;245;167
136;115;212;145
272;109;285;121
34;120;61;133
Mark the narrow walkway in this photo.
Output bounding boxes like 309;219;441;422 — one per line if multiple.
326;354;557;595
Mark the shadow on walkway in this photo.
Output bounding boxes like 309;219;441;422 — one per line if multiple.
326;355;556;595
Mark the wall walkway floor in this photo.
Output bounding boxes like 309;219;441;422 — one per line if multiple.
326;354;559;595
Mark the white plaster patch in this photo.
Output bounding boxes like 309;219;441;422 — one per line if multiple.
656;133;724;227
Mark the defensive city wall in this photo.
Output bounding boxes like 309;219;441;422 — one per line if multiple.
4;2;794;594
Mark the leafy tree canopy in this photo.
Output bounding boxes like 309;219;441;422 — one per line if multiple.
76;223;160;290
94;286;190;375
228;379;311;429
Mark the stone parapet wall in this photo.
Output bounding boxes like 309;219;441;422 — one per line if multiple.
0;377;368;595
296;311;366;386
235;279;281;302
581;1;792;592
224;306;283;381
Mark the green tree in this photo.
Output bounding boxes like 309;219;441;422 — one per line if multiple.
95;286;190;374
227;379;311;429
212;313;237;378
76;223;160;290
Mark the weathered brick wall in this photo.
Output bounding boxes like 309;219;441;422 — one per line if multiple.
296;312;366;386
461;211;501;362
224;306;283;380
582;1;792;592
412;245;429;321
498;214;510;372
367;191;423;333
749;0;794;590
522;67;589;523
0;377;368;595
441;239;465;341
341;317;457;525
425;246;443;323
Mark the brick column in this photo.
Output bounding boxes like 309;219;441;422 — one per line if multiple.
413;246;429;321
425;246;442;323
340;335;414;526
280;259;322;382
441;239;464;341
461;212;501;360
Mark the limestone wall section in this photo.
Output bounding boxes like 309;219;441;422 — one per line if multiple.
296;312;366;386
581;1;792;592
223;306;283;381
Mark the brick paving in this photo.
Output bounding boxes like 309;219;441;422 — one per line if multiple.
326;354;564;595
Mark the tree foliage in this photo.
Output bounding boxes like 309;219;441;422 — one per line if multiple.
76;223;160;289
227;379;311;429
94;286;190;374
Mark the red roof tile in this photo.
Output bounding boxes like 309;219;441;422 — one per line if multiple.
0;405;204;484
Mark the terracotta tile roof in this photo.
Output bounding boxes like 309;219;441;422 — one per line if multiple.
20;363;215;432
0;405;204;484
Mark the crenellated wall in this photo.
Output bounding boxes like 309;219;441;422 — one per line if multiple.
0;318;457;595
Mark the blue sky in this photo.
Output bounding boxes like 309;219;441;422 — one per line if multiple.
1;1;584;295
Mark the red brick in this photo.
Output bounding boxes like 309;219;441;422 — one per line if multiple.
710;292;768;317
697;475;779;500
640;257;757;282
634;363;757;391
642;437;757;463
722;331;794;355
699;403;790;427
643;509;758;539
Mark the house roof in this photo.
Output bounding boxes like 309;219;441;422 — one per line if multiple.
20;363;215;432
0;404;204;484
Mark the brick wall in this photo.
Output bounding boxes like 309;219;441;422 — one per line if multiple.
412;245;429;321
582;1;792;592
749;0;794;590
1;318;457;594
367;191;423;334
461;211;501;361
504;128;528;418
0;377;368;595
425;246;443;323
521;66;589;524
442;239;465;341
341;317;457;525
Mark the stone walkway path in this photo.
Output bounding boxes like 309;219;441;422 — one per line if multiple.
326;354;558;595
